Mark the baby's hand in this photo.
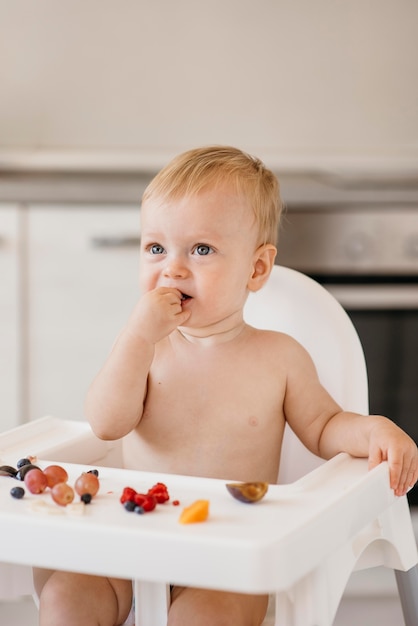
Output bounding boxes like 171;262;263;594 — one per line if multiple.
368;420;418;497
129;287;191;345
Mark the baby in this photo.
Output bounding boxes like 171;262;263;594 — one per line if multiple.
35;146;418;626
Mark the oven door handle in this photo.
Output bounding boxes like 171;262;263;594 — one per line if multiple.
326;285;418;309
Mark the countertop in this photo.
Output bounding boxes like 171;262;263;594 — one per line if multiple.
0;149;417;206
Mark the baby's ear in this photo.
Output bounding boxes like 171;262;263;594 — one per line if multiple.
248;244;277;292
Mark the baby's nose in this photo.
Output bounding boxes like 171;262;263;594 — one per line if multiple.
163;257;189;278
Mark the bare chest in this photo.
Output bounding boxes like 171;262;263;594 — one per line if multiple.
123;343;287;481
147;346;284;425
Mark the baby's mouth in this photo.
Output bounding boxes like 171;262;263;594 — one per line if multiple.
180;292;192;302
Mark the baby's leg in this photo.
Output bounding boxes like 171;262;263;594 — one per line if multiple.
168;585;269;626
33;567;132;626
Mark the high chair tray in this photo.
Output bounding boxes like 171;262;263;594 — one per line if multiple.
0;453;396;594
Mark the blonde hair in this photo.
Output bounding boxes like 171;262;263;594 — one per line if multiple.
142;145;282;246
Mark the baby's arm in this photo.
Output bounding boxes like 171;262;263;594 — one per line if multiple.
282;335;418;497
85;287;190;440
318;411;418;497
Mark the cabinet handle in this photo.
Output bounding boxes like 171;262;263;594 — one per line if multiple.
90;235;141;248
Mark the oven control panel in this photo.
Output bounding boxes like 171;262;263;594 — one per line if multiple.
277;208;418;274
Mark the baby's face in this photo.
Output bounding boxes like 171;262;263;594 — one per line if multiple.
139;186;260;333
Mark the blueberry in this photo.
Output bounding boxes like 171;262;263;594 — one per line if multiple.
16;458;32;469
87;469;99;477
16;464;40;481
134;506;145;514
10;486;25;499
124;500;136;512
81;493;92;504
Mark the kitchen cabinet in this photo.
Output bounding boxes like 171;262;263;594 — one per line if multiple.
0;204;141;430
27;205;140;422
0;205;21;431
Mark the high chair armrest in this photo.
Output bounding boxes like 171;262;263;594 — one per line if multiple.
0;416;122;468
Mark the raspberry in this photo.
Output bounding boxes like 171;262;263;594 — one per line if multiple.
142;494;157;512
134;493;147;507
120;487;137;504
150;482;168;491
120;483;168;512
148;482;170;503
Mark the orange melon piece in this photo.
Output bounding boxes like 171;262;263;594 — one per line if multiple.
179;499;210;524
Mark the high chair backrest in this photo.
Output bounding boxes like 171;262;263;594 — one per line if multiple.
244;264;369;484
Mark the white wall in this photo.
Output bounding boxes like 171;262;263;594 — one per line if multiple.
1;0;417;162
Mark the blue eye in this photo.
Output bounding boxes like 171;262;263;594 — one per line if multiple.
194;244;212;256
150;244;165;255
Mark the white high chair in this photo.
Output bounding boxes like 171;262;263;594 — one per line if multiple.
0;265;417;626
245;265;418;625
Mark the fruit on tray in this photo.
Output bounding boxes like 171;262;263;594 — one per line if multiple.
148;482;170;504
179;499;210;524
225;482;268;503
135;493;157;512
16;464;41;481
120;482;170;514
75;472;100;497
43;465;69;488
51;482;75;506
10;486;25;499
17;457;33;469
24;468;48;494
4;457;100;507
0;465;18;478
120;486;137;504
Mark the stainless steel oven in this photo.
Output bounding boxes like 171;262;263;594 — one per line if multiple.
277;207;418;506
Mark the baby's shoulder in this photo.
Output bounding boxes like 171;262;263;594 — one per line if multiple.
246;325;305;354
245;328;315;377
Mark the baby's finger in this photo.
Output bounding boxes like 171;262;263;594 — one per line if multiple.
410;465;418;488
176;309;191;326
395;448;418;495
387;454;404;493
395;469;410;497
404;467;418;493
406;456;418;490
368;444;384;472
